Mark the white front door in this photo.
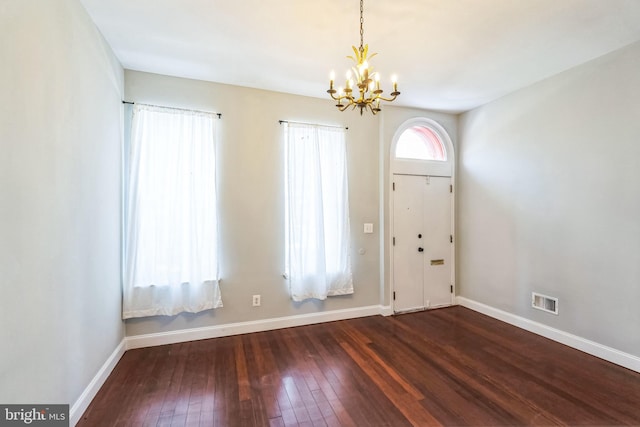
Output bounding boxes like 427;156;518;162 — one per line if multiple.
393;174;452;313
393;175;425;312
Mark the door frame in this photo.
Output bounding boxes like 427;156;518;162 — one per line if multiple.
389;118;456;313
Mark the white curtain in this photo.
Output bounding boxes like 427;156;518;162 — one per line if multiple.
285;123;354;301
123;104;222;319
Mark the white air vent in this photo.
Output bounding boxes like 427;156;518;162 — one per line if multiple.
532;292;558;315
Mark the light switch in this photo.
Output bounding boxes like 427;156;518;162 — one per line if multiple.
363;223;374;234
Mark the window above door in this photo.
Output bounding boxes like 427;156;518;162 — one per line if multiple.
391;118;454;176
395;125;446;161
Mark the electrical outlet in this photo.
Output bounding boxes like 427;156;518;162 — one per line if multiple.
252;295;261;307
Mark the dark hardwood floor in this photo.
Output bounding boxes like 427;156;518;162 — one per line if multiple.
78;306;640;426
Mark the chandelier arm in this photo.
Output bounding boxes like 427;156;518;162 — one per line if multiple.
328;92;358;103
376;94;400;102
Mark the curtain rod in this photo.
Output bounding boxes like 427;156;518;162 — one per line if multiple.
279;120;348;130
122;101;221;119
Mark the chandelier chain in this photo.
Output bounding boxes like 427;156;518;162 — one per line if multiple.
359;0;364;53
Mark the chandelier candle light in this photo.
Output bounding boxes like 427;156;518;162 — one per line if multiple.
327;0;400;115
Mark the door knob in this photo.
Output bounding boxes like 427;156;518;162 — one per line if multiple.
418;234;422;238
418;247;424;252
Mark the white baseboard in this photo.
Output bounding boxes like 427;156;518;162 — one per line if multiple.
70;339;126;426
457;296;640;374
126;304;389;350
379;305;393;316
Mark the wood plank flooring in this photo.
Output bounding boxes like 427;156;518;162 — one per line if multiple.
78;306;640;426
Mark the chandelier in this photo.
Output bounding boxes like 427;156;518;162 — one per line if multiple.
327;0;400;115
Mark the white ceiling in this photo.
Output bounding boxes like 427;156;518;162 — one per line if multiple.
80;0;640;113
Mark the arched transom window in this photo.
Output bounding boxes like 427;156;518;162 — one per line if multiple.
391;118;453;177
395;125;446;161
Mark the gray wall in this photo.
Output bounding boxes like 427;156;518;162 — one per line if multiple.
124;71;385;336
123;71;459;336
0;0;124;405
457;41;640;357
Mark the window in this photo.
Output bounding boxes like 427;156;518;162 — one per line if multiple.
284;122;354;301
395;125;446;161
123;104;222;318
